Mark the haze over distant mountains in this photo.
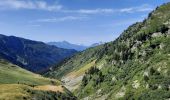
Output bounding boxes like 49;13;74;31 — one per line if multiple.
47;41;104;51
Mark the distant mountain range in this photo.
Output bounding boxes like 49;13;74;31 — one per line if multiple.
0;34;77;73
47;41;87;51
47;41;104;51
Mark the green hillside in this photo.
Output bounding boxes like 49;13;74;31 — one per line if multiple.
0;59;76;100
46;3;170;100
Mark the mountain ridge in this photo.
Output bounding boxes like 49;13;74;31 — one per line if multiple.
47;41;87;51
0;34;77;73
46;2;170;100
47;41;104;51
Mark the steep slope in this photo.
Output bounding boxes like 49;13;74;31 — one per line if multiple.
0;59;76;100
46;3;170;100
0;34;77;73
48;41;87;51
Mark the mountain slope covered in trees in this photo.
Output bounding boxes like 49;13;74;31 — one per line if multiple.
46;3;170;100
0;34;76;73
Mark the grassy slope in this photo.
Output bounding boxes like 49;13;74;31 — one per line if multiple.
45;46;103;79
0;59;76;100
0;59;60;85
46;2;170;100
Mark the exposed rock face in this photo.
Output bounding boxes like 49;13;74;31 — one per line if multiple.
115;86;126;98
167;29;170;36
152;32;163;37
132;80;140;89
144;71;149;76
61;75;84;91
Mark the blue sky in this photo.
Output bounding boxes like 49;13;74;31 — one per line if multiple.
0;0;169;46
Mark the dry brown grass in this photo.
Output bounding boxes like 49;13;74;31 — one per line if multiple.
66;60;96;78
34;85;64;92
0;84;30;100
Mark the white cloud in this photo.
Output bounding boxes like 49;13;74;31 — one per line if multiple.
35;16;88;23
120;8;133;13
63;8;114;14
0;0;62;11
120;4;153;13
0;1;153;14
63;4;153;14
